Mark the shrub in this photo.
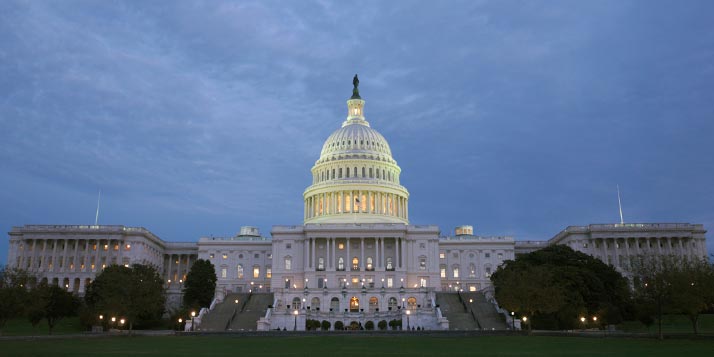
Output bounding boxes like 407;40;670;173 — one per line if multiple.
321;320;331;331
334;321;344;330
365;320;374;330
378;320;388;330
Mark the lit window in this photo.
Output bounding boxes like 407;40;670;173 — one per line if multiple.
419;257;426;270
113;244;119;251
420;277;427;287
338;257;344;271
439;252;445;259
222;254;228;259
387;277;393;288
103;244;108;251
453;267;459;278
266;267;272;278
440;266;446;278
209;253;215;259
366;257;373;271
386;257;393;270
338;243;344;250
285;257;292;270
352;257;359;270
253;266;260;279
318;257;325;270
221;268;227;278
237;265;244;279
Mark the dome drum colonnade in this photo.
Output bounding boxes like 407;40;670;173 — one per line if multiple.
303;77;409;224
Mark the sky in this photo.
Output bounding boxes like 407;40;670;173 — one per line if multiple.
1;0;713;265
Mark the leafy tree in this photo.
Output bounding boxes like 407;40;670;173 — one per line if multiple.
321;320;331;331
334;320;344;330
633;256;714;337
85;264;165;332
492;245;630;330
0;266;32;334
182;259;217;310
378;319;388;330
26;283;80;334
365;320;375;330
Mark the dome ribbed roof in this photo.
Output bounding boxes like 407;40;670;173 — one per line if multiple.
319;122;392;160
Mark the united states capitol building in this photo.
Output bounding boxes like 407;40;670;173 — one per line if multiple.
6;78;708;330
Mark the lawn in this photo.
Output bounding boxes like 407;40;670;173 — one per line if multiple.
2;335;714;356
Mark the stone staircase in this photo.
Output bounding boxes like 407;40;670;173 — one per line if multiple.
460;292;508;330
436;292;478;331
227;293;273;331
198;293;250;331
435;292;507;331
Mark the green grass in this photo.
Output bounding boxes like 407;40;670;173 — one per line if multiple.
618;314;714;334
0;317;84;336
1;335;714;356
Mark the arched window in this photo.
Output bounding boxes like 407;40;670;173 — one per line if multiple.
237;264;244;279
346;167;350;177
407;297;417;310
338;257;344;271
388;297;397;310
284;256;292;270
318;257;325;271
386;257;393;271
362;167;366;177
469;263;476;278
366;257;373;271
354;167;357;177
453;265;459;278
311;297;320;310
349;296;359;312
330;297;340;312
369;297;379;312
292;297;302;310
352;257;359;271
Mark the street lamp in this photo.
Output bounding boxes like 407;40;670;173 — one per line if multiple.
511;312;515;330
293;310;298;331
522;316;528;331
580;316;586;330
402;298;405;309
191;311;196;332
178;318;183;331
406;310;411;331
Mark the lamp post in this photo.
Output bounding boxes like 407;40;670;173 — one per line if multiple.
511;312;515;330
191;311;196;332
580;316;586;330
406;310;411;331
178;318;183;331
250;281;254;293
293;310;298;331
592;316;598;329
402;298;405;309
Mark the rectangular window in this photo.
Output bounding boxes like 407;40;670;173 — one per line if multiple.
452;252;458;258
338;168;342;178
253;266;260;279
419;243;426;249
125;244;131;251
209;253;215;259
419;257;426;270
387;277;393;288
222;253;228;259
285;258;292;270
497;253;503;260
113;244;119;251
440;267;446;278
286;243;292;249
419;277;427;288
453;267;459;278
439;252;445;259
338;243;344;250
221;268;227;278
254;253;260;259
266;267;272;278
318;277;325;288
485;253;490;258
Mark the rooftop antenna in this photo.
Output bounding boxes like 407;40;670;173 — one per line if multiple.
94;190;101;226
617;184;624;225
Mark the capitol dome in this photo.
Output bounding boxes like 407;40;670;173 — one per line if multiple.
303;76;409;224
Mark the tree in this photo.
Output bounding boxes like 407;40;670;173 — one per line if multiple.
85;264;165;332
26;283;80;334
633;256;714;337
321;320;331;331
378;320;388;330
491;245;630;330
365;320;375;330
0;266;32;334
182;259;217;310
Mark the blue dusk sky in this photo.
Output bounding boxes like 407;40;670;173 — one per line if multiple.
1;1;713;264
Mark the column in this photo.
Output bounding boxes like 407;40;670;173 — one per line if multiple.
397;238;401;269
380;238;385;269
346;238;351;270
677;238;684;257
166;255;172;283
376;238;380;269
50;239;58;272
331;238;336;269
310;238;317;269
304;239;310;269
61;239;69;272
360;238;365;270
176;254;182;281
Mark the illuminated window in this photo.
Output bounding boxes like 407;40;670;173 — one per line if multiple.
285;257;292;270
386;257;393;270
419;257;426;270
338;243;344;250
352;277;359;285
125;244;131;251
440;266;446;278
113;244;119;251
92;244;97;251
253;266;260;279
221;268;227;278
237;265;244;279
420;277;427;287
222;253;228;260
469;264;476;278
497;253;503;260
266;267;272;278
352;257;359;271
453;267;459;278
103;244;108;251
387;277;393;288
318;257;325;271
366;257;373;271
439;252;445;259
338;257;344;271
209;253;215;259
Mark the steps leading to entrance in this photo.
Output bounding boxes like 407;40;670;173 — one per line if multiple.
199;293;250;331
436;292;507;330
227;293;274;331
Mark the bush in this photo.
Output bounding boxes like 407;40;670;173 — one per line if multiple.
365;320;374;330
334;321;344;330
378;320;388;330
321;320;331;331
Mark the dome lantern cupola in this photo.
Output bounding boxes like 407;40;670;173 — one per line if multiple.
303;76;409;225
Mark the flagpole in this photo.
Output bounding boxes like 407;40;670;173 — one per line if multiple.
617;185;624;225
95;190;101;226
